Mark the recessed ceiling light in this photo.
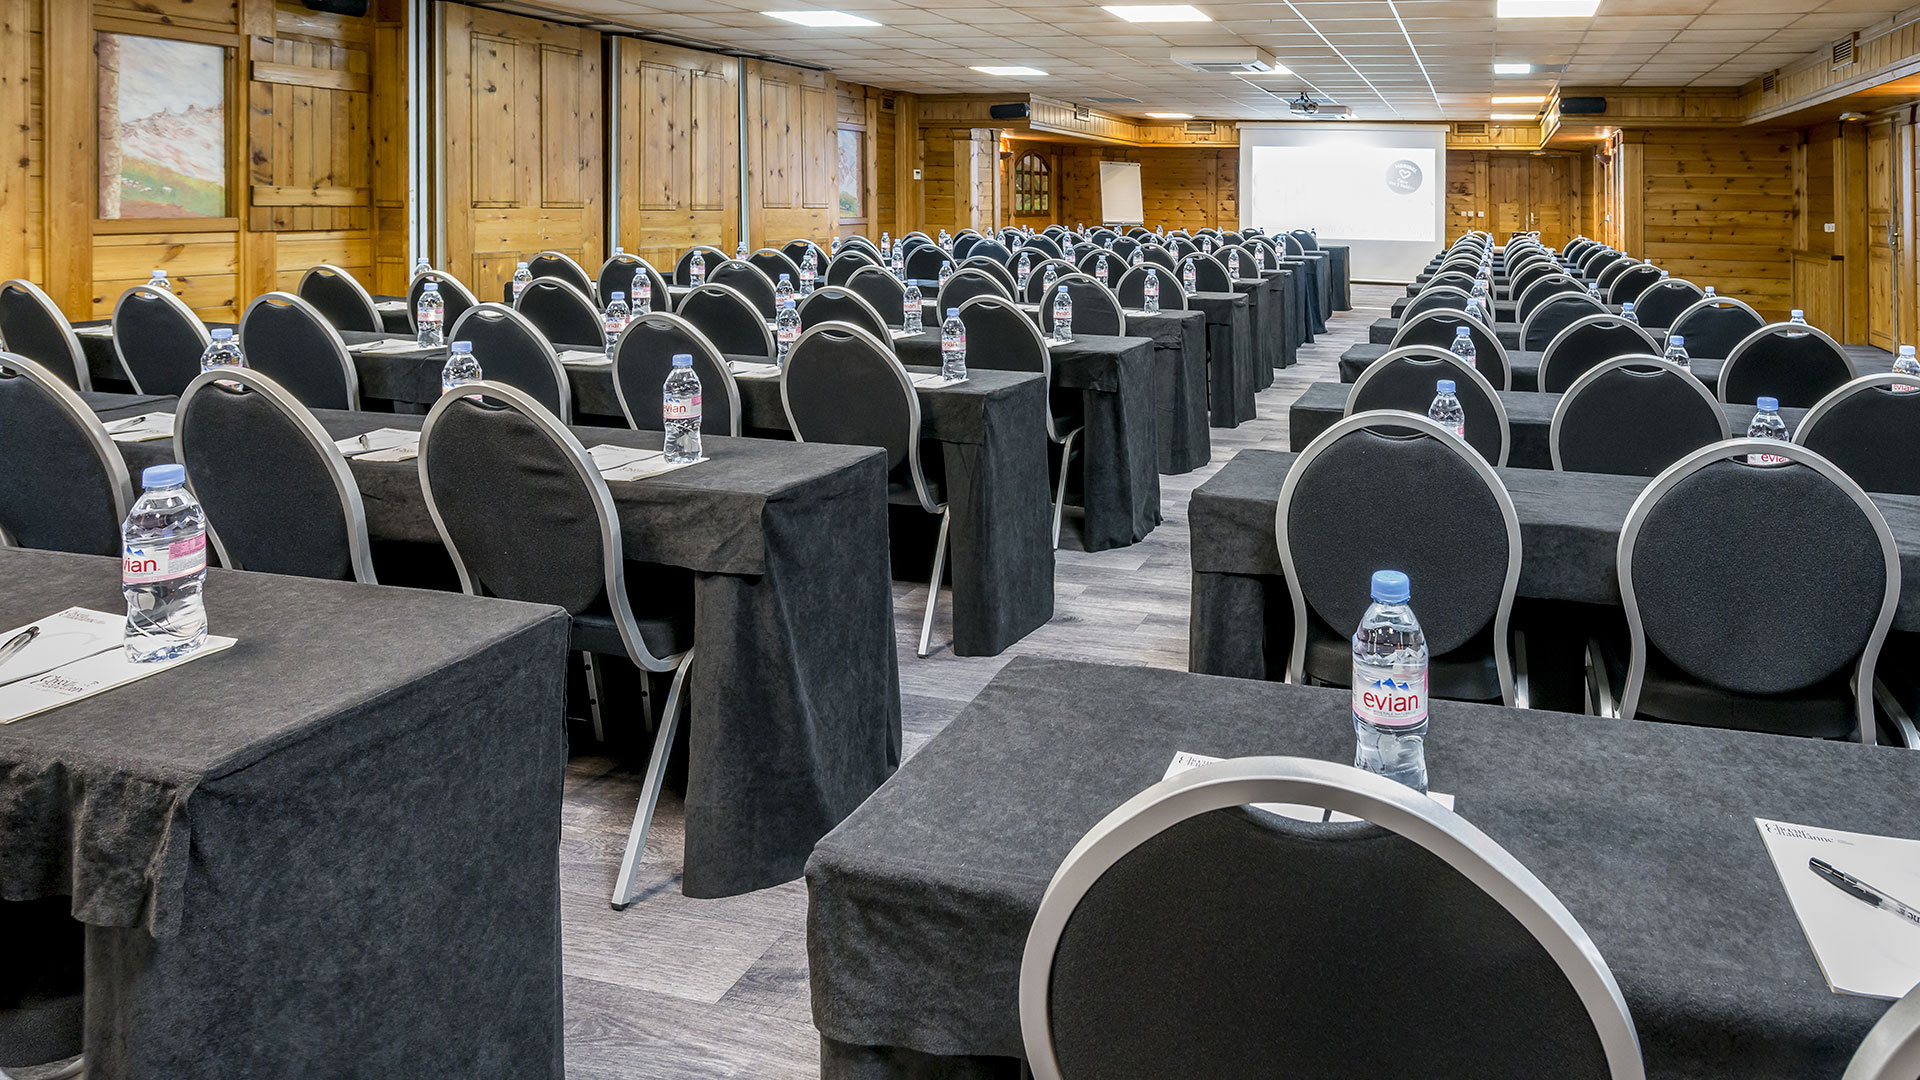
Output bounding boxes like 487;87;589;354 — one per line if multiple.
765;10;880;27
1103;4;1211;21
1493;63;1533;74
1146;112;1195;119
1491;95;1546;104
1491;113;1539;120
1497;0;1598;16
972;66;1048;76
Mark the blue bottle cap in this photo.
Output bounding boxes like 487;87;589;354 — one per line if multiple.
142;464;186;489
210;328;233;340
1436;379;1456;393
1456;327;1470;336
1669;335;1684;346
946;308;959;318
672;353;693;367
780;274;790;282
451;341;472;354
611;292;624;301
423;282;439;292
1370;570;1410;604
1758;396;1779;411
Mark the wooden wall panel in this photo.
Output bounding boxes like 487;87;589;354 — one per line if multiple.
615;38;737;272
1012;142;1240;233
745;59;838;247
1636;128;1796;318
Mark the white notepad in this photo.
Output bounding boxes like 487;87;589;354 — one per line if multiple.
0;607;236;725
334;428;419;457
73;325;113;339
348;339;431;355
557;349;612;367
728;362;780;380
585;444;698;482
1163;751;1455;824
105;412;176;443
1757;818;1920;999
910;373;966;388
889;328;923;340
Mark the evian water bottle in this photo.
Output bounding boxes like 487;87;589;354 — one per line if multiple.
122;464;208;663
1351;569;1429;794
1893;344;1919;392
1747;397;1789;464
1428;379;1465;440
663;353;703;464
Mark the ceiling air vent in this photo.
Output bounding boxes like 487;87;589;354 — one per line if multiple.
880;95;895;112
1454;121;1488;135
1762;71;1777;92
1172;47;1279;74
1088;96;1142;104
1832;34;1856;68
1075;105;1092;120
1184;120;1216;134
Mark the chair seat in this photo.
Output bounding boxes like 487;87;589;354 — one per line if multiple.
1302;618;1503;703
569;562;696;659
1598;634;1857;739
0;897;84;1070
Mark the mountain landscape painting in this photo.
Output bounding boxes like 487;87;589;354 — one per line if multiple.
97;33;226;219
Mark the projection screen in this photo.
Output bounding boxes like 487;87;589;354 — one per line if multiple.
1238;123;1449;283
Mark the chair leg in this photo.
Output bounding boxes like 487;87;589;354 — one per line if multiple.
580;651;606;743
1051;429;1080;549
611;650;694;910
1872;677;1920;749
1511;629;1530;710
918;508;952;659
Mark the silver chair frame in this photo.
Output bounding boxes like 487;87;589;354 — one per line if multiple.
0;351;133;536
1349;345;1512;467
513;277;605;349
674;281;776;359
596;254;670;311
959;294;1085;548
297;264;383;333
1665;296;1763;353
407;270;480;333
1844;982;1920;1080
1277;410;1522;705
1038;272;1127;338
1716;321;1856;404
1798;373;1920;446
239;291;362;411
1404;284;1471;318
610;310;742;437
1519;293;1608;352
797;285;893;343
1549;355;1730;473
1630;279;1705;327
0;279;90;392
937;267;1012;313
110;284;210;395
174;367;377;584
1391;309;1511;389
1538;313;1661;392
1606;264;1663;306
530;250;596;298
450;302;574;424
1515;273;1583;317
1019;755;1646;1080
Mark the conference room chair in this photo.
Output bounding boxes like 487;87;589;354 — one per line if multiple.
1521;293;1608;351
296;264;382;333
1538;313;1662;393
449;303;573;423
1108;236;1140;262
677;282;775;360
597;254;670;313
1516;273;1585;321
0;353;131;556
1592;440;1905;744
1607;264;1663;306
838;236;882;262
1508;260;1558;301
1075;249;1123;288
1276;411;1524;706
175;367;377;583
846;265;910;328
1390;310;1510;390
1549;357;1730;476
958;295;1084;548
1422;271;1476;295
1630;279;1704;330
1403;285;1470;320
1169;236;1200;259
958;255;1018;296
1595;258;1639;297
1020;234;1064;261
968;238;1012;265
1184;253;1235;293
1795;374;1920;496
938;267;1010;313
611;311;740;437
1218;245;1261;281
782;238;827;270
0;897;84;1080
1843;982;1920;1080
904;244;948;285
1089;228;1118;246
798;285;893;341
1581;250;1628;284
750;248;803;289
1037;273;1126;337
707;259;778;319
1349;345;1511;466
1664;297;1765;360
417;380;697;909
528;251;596;299
0;279;89;391
111;283;210;395
1138;244;1179;273
782;321;949;657
1069;242;1100;266
1019;755;1642;1080
1020;259;1079;304
952;234;981;260
672;245;729;286
1289;228;1318;251
407;270;479;335
1114;263;1188;311
1565;237;1595;259
1718;321;1856;407
826;249;879;286
514;278;605;351
239;291;361;412
1281;234;1308;258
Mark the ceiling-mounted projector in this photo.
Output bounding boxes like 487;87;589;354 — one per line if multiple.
1287;91;1352;118
1171;47;1279;74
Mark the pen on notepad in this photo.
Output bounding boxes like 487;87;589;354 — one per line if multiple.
0;625;39;673
1810;857;1920;928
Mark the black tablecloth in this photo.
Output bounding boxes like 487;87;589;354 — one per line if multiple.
1231;277;1276;391
0;549;569;1078
1280;255;1329;334
1188;292;1256;428
1321;245;1351;310
91;396;905;896
1340;343;1898;394
806;655;1910;1080
896;333;1161;550
1373;315;1522;350
1270;267;1303;365
1187;449;1920;682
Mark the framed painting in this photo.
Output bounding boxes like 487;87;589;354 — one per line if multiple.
97;33;228;220
837;127;864;221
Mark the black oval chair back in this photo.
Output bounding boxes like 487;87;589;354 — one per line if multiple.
1036;274;1126;337
111;285;210;396
528;252;595;298
1424;271;1476;294
952;234;981;260
1666;299;1766;360
847;265;910;328
296;264;381;333
673;246;728;286
1018;235;1063;261
1115;264;1188;311
1608;264;1663;305
1390;311;1509;390
598;256;670;313
938;268;1011;314
1186;254;1233;292
968;238;1012;265
826;249;879;286
1516;274;1584;320
1521;294;1608;351
798;286;892;341
238;291;360;411
449;302;572;422
781;323;929;501
1630;279;1703;330
1551;358;1729;476
1289;228;1317;251
0;280;88;391
1350;348;1509;466
1109;236;1141;261
956;297;1047;376
1076;249;1123;287
1538;314;1661;393
1022;259;1079;304
750;249;803;289
611;311;740;437
1719;323;1856;407
514;278;605;350
1140;245;1178;272
1595;258;1636;293
1405;287;1469;320
1798;375;1920;496
0;353;131;555
407;271;478;334
904;244;949;285
677;283;775;359
959;256;1018;297
708;259;779;319
782;239;826;269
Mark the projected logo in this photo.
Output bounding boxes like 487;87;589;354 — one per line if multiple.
1385;159;1424;196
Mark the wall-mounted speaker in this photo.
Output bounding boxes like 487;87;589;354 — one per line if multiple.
1560;97;1607;115
988;103;1030;120
303;0;370;14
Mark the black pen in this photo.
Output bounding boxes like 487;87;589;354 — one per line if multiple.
0;625;37;672
1810;857;1920;928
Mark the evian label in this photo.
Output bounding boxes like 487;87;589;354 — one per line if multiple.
664;393;701;421
123;534;207;585
1748;449;1788;465
1353;662;1428;728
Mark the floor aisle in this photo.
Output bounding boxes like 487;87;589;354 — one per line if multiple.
554;285;1396;1078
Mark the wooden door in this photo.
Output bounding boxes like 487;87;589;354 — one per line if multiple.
1527;156;1573;249
1868;119;1899;351
1490;156;1527;240
442;6;602;298
618;39;738;270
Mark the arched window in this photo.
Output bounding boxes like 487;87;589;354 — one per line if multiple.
1015;152;1050;215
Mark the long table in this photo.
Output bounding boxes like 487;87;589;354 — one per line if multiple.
87;393;906;896
1188;291;1257;428
0;548;570;1078
1187;448;1920;683
806;655;1911;1079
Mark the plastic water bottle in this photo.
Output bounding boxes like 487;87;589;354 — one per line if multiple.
633;264;652;311
199;328;244;373
892;245;906;280
1042;264;1059;300
511;262;533;304
1621;301;1637;325
880;232;891;258
1144;268;1160;314
736;240;748;260
613;246;625;258
412;257;431;279
1450;326;1477;369
1790;309;1808;326
1470;275;1488;302
417;282;444;347
939;261;954;289
774;274;795;309
1663;334;1691;373
690;251;706;287
1589;281;1603;300
1096;252;1109;282
1351;570;1429;794
442;340;481;393
1428;380;1465;440
1704;286;1717;298
941;308;967;381
122;464;208;664
1464;296;1485;324
1131;248;1143;268
604;292;630;359
903;281;923;334
1659;269;1670;280
801;249;817;294
1182;257;1197;293
148;269;170;292
1051;284;1073;343
1226;248;1240;278
1016;251;1032;294
663;353;703;464
1747;397;1790;465
775;299;800;367
1893;344;1919;392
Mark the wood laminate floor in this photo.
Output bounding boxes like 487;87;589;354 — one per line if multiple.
555;285;1395;1079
